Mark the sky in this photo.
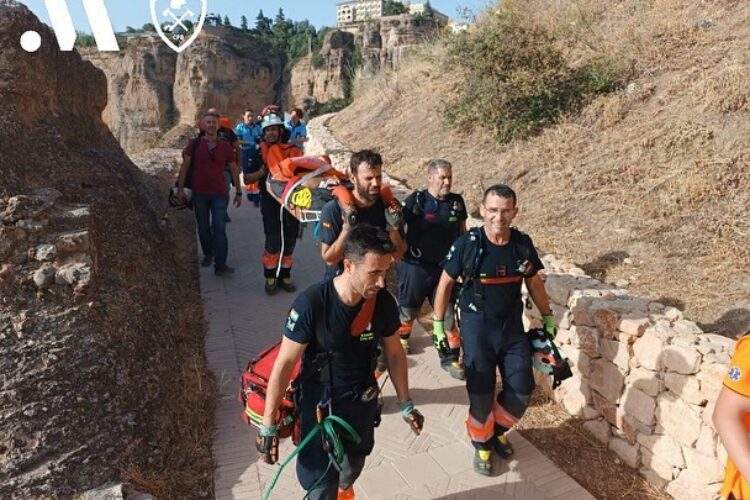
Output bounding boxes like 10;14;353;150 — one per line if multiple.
19;0;493;33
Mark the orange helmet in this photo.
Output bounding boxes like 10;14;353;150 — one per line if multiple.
219;117;233;129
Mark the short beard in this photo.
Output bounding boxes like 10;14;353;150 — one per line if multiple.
356;184;378;203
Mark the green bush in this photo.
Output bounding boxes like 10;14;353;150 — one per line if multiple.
311;97;352;117
443;7;625;143
311;52;326;69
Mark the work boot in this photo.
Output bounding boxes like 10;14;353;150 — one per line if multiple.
442;360;465;380
399;337;410;354
265;278;278;295
492;433;514;459
214;265;235;276
473;449;492;476
278;277;296;293
337;486;355;500
201;256;213;267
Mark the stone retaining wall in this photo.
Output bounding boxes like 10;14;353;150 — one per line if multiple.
305;114;734;500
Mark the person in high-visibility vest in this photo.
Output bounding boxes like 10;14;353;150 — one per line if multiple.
714;334;750;500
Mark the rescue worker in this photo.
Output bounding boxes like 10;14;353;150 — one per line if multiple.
285;107;308;152
432;184;556;475
235;108;262;205
397;159;466;381
258;225;424;500
259;109;303;294
176;111;243;276
713;333;750;500
317;149;407;281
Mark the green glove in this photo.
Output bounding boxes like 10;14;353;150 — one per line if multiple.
432;319;446;349
543;314;556;339
259;424;278;437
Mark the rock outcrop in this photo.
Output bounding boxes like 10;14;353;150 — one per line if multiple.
287;30;355;109
287;16;442;110
82;27;286;155
0;2;211;497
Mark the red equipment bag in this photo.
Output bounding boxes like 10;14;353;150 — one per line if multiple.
239;342;303;444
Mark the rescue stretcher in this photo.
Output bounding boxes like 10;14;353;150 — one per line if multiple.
264;155;352;223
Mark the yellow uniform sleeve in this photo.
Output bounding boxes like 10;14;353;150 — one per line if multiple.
724;336;750;397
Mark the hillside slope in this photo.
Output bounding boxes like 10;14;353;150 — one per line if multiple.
329;0;750;337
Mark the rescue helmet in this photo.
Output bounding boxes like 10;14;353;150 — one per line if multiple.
261;113;284;132
169;186;193;209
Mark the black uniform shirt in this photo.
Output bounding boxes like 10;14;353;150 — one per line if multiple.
284;280;399;391
403;191;467;265
316;198;387;276
443;227;544;318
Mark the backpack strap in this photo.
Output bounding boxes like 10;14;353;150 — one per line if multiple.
461;228;484;310
509;227;535;277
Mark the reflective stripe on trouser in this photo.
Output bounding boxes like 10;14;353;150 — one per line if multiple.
244;181;260;195
493;400;519;429
398;322;413;340
466;410;495;444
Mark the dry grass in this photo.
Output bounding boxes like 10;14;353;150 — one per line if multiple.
330;0;750;338
121;210;217;498
519;389;669;500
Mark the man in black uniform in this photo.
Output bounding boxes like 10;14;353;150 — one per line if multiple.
433;184;556;475
258;225;424;500
397;160;466;379
317;150;407;281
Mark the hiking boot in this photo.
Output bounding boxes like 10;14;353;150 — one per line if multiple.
201;256;213;267
473;449;492;476
278;277;296;293
399;337;410;354
337;486;355;500
214;265;235;276
265;278;278;295
491;433;514;459
442;360;465;380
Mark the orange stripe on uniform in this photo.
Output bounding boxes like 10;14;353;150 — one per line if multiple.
281;256;294;268
480;276;523;285
466;412;494;443
263;251;280;269
493;401;519;429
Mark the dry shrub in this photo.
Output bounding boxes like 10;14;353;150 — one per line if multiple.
442;0;628;143
696;63;750;113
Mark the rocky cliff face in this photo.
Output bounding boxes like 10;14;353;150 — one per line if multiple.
82;27;286;155
287;30;355;109
287;16;441;110
0;2;212;497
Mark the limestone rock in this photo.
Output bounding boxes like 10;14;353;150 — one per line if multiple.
664;372;705;405
583;418;610;444
589;359;625;403
622;387;656;426
637;433;686;468
609;437;640;468
656;393;702;447
662;345;702;374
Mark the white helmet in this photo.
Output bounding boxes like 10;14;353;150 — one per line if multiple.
261;113;284;131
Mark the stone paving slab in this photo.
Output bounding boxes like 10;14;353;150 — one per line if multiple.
202;202;595;499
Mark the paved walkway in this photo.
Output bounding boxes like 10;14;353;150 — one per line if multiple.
202;201;595;500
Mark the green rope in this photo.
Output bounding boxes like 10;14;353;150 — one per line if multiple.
262;415;361;500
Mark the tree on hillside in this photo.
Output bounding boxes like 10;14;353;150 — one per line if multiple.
383;0;408;16
240;15;248;31
255;9;272;33
223;15;231;27
142;22;155;32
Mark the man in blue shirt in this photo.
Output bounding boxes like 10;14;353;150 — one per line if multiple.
235;109;262;205
285;107;308;152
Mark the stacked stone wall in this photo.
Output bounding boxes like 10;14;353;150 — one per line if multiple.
525;255;734;499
